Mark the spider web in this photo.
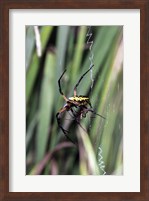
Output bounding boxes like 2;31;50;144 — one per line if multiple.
86;26;94;90
86;26;106;175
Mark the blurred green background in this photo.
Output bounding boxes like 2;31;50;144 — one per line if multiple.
26;26;123;175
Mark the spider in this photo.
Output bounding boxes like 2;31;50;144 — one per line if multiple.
56;64;105;145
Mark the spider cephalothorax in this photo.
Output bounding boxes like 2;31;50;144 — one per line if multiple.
56;64;105;145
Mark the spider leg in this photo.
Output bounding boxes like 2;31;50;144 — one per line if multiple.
70;108;77;118
70;108;88;133
74;64;94;96
58;69;69;102
82;107;106;120
56;107;77;145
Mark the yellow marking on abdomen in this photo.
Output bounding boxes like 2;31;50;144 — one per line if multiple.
69;96;89;102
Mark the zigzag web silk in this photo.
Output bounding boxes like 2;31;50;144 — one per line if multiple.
86;26;106;175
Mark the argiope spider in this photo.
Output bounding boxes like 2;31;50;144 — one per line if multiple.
56;64;105;145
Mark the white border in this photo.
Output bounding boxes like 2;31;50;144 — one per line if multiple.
9;9;140;192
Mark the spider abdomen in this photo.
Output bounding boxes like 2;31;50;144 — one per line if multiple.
68;96;90;106
69;96;89;101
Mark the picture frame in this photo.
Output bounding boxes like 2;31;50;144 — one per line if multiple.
0;0;148;200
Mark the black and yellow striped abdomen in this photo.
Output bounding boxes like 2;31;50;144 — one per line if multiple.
68;96;91;106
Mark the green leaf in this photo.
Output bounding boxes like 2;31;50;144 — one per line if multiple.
36;53;55;162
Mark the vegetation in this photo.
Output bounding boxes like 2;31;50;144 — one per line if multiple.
26;26;123;175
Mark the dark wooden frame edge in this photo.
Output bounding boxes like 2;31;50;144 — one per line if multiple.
0;0;148;201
